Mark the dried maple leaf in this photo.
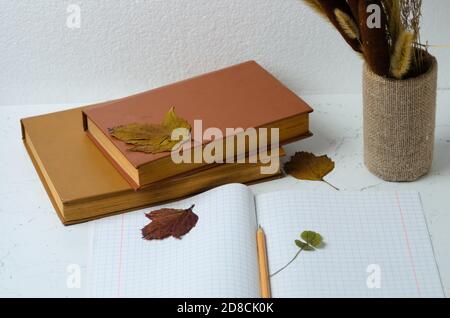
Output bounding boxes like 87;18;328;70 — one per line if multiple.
284;152;338;190
109;107;191;154
141;204;198;240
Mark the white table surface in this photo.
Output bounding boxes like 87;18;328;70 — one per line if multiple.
1;93;449;298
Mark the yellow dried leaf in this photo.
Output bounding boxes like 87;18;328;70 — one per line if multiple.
109;107;191;154
163;107;191;131
284;152;335;182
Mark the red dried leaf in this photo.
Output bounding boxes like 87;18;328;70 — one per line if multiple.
141;204;198;240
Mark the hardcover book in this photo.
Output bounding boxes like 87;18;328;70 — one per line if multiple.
82;61;312;189
21;107;283;225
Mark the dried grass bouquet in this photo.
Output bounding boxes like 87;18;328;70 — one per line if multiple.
302;0;430;79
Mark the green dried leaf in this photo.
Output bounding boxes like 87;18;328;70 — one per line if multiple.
271;230;325;277
301;231;323;248
295;240;315;251
300;231;323;248
294;231;323;251
109;107;191;154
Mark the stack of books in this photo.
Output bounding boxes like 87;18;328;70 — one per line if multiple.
21;61;313;225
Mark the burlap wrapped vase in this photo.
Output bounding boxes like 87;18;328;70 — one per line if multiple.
363;55;438;182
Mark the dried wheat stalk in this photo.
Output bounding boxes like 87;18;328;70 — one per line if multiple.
335;9;360;40
300;0;428;79
315;0;362;52
302;0;328;19
390;30;414;78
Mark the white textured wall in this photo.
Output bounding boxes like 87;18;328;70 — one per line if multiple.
1;0;449;105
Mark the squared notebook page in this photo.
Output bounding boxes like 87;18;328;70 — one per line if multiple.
88;183;260;298
256;191;444;298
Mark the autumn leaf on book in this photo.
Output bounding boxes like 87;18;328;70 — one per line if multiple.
109;107;191;154
284;152;338;190
141;204;199;240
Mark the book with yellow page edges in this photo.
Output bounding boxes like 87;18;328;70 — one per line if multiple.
82;61;313;189
21;107;284;225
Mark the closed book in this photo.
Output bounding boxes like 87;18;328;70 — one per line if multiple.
21;107;284;225
82;60;312;189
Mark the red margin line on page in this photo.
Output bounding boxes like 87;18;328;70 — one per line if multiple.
395;191;422;297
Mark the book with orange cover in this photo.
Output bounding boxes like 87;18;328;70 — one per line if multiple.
82;61;312;189
21;107;284;225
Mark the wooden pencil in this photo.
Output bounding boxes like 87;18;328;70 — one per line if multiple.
257;226;271;298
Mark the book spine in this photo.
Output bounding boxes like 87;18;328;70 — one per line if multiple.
85;131;141;191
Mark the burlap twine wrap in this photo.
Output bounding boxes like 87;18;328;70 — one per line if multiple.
363;55;438;182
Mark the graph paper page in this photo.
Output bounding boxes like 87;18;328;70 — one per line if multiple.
88;183;260;298
256;191;444;298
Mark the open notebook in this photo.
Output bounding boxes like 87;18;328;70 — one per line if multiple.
88;184;444;298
